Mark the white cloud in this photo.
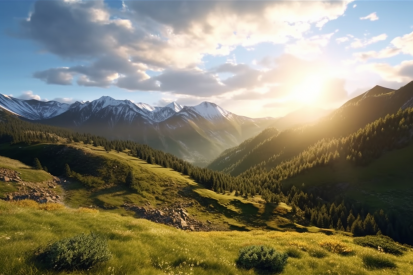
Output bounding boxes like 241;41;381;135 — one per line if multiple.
359;60;413;83
350;30;413;62
285;31;337;59
349;33;387;48
391;30;413;56
360;12;379;21
336;36;349;44
22;0;354;97
353;47;400;62
18;91;41;101
353;4;357;8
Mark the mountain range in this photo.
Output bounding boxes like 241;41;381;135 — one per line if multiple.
0;94;279;166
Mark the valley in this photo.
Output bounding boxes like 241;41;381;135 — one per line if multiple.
3;0;413;274
1;82;413;273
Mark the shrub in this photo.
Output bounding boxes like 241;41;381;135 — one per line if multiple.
286;247;303;258
362;254;397;269
236;245;288;273
36;233;111;271
354;235;406;255
319;240;353;255
308;249;328;258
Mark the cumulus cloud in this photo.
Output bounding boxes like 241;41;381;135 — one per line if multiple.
392;30;413;56
19;0;354;97
360;12;379;21
33;68;73;85
359;60;413;83
349;33;387;48
154;68;227;96
18;91;42;101
285;31;337;58
350;30;413;62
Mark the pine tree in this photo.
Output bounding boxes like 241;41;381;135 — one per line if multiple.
33;158;42;170
65;163;72;177
336;219;344;231
363;213;378;235
347;211;356;229
125;170;135;187
147;155;153;164
351;216;364;237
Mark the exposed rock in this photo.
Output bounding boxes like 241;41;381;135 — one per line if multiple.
0;168;21;182
123;203;220;231
1;168;63;204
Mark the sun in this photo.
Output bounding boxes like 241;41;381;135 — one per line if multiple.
291;75;325;105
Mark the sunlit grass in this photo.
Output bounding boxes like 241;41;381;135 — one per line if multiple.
0;155;52;182
1;200;413;275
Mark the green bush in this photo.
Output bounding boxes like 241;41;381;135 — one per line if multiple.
285;247;303;258
354;235;406;255
36;233;111;271
236;245;288;273
362;254;397;269
308;248;328;258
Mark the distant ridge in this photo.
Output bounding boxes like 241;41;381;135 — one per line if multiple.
0;94;276;166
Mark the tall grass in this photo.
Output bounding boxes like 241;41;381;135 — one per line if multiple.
1;200;412;275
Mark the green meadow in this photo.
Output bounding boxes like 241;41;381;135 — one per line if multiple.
1;199;413;275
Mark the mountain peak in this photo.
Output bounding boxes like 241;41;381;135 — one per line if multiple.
165;101;183;112
190;101;231;120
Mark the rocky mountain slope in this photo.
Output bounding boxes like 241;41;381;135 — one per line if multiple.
0;95;275;166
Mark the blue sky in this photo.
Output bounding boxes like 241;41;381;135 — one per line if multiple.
1;0;413;117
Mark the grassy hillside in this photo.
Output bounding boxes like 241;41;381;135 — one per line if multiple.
0;155;52;183
1;200;412;275
0;143;299;231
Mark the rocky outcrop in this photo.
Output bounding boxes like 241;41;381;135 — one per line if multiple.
1;168;62;204
0;168;22;182
123;203;220;231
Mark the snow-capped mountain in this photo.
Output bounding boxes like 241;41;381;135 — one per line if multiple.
0;94;275;166
0;94;70;120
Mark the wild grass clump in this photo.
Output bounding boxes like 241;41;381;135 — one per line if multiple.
308;248;328;258
285;247;303;258
11;200;64;211
236;245;288;273
362;254;397;269
76;207;99;214
12;199;39;209
288;241;310;251
354;235;406;255
319;240;353;255
36;233;111;271
38;203;65;211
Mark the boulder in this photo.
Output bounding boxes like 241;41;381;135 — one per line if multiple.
179;218;188;228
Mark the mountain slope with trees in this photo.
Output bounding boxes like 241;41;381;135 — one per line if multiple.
207;83;413;175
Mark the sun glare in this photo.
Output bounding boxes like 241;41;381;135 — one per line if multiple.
292;76;325;105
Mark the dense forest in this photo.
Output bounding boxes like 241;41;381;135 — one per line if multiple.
1;107;413;244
